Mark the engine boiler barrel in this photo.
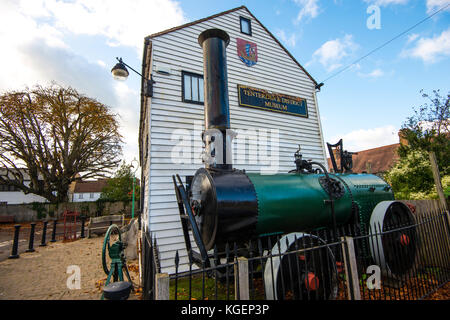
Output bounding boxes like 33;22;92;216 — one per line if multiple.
190;169;394;250
248;172;394;235
247;173;354;235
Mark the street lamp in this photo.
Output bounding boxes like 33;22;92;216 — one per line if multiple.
111;57;155;97
111;57;151;219
130;158;139;220
111;58;129;80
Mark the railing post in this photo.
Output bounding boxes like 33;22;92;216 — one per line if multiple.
341;236;361;300
138;231;142;287
234;257;250;300
26;223;36;253
138;213;141;230
80;216;86;238
8;225;21;259
39;221;48;247
50;219;57;242
429;151;449;211
155;273;170;300
428;152;450;234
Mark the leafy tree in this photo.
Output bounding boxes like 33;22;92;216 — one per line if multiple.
0;84;122;202
398;89;449;175
385;150;437;199
100;162;140;203
385;90;449;199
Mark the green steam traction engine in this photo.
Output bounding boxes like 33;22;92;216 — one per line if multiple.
172;28;418;300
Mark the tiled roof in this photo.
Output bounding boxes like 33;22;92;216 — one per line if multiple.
328;143;401;174
73;179;109;193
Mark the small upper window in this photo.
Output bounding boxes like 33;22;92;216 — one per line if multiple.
182;71;204;105
240;17;252;36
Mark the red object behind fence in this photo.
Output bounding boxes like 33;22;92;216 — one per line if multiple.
63;210;80;241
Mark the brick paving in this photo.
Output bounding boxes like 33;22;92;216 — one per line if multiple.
0;221;79;262
0;236;141;300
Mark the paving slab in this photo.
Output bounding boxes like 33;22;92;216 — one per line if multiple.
0;236;141;300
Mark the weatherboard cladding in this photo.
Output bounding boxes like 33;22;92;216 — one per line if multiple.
142;7;327;273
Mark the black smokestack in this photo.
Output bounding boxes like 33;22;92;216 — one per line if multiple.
198;28;232;170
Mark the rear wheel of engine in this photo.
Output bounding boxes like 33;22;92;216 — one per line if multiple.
264;233;339;300
369;201;418;277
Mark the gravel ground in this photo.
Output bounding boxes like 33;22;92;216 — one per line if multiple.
0;235;141;300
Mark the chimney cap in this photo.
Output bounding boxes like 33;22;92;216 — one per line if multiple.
198;28;230;47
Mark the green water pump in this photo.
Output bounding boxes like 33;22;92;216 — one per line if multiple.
101;224;133;300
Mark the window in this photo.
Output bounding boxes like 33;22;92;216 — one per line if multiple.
0;183;20;192
240;16;252;36
79;194;83;199
182;71;204;104
90;193;94;199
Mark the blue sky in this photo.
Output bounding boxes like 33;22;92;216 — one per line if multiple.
0;0;449;170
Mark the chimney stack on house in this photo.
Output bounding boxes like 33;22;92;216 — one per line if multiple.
398;129;409;146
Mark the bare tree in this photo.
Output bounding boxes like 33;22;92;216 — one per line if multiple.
0;83;123;202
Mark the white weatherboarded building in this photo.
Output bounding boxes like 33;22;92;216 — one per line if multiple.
139;6;328;273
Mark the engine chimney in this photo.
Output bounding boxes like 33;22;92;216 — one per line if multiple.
198;29;232;170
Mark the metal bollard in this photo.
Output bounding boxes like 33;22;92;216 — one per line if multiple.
8;225;21;259
26;223;36;253
50;219;57;242
80;216;86;238
39;221;48;247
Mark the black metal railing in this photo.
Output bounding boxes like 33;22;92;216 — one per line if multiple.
142;230;161;300
141;209;449;300
4;217;89;260
353;209;450;300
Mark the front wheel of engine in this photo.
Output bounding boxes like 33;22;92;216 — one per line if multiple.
264;233;339;300
369;201;418;278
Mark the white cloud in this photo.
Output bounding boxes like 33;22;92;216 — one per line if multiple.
16;0;187;54
275;30;297;47
18;0;52;18
401;28;450;63
0;2;68;90
364;0;450;13
0;0;187;87
0;0;188;172
426;0;450;14
407;33;420;43
358;68;385;78
309;34;359;72
293;0;321;23
363;0;409;6
330;125;399;153
97;60;107;68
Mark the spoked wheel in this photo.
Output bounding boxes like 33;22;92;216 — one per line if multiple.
102;224;122;277
264;233;339;300
370;201;417;277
